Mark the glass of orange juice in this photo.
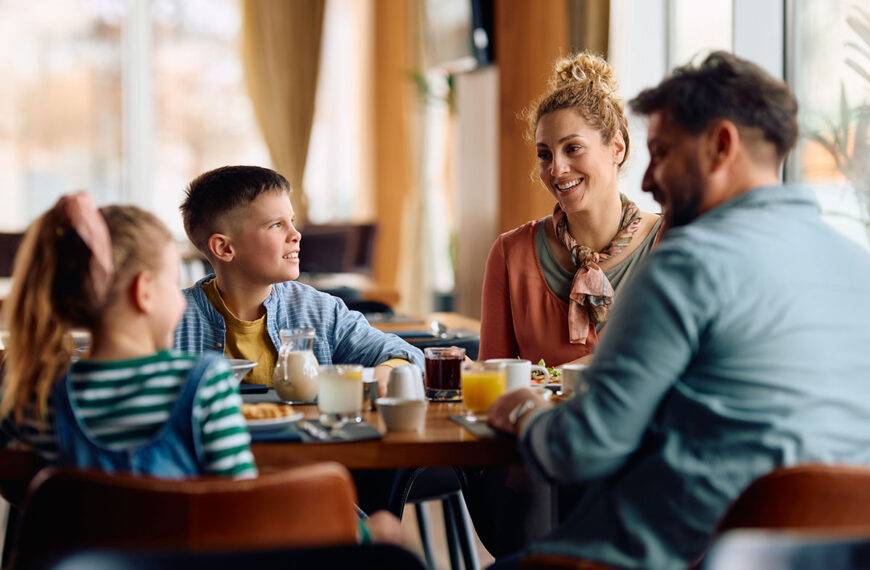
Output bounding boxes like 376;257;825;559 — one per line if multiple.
461;361;506;421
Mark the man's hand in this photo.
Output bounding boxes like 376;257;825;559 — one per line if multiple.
487;388;552;435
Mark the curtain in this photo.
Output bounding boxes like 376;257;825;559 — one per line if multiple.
241;0;326;226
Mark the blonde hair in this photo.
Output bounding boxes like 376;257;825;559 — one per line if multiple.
526;51;630;166
1;203;172;423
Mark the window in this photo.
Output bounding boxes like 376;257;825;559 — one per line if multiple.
303;0;373;224
788;0;869;249
0;0;269;236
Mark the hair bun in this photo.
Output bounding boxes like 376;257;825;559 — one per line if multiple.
550;52;618;94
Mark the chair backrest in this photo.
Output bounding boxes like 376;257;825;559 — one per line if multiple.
0;449;45;508
716;464;870;534
9;462;359;569
33;543;426;570
0;232;24;277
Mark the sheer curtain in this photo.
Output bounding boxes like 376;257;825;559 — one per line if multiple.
240;0;325;226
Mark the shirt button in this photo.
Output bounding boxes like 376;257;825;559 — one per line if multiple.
216;343;223;349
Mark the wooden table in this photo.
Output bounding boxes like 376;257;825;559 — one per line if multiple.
251;401;520;471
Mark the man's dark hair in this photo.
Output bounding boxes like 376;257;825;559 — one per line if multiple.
629;51;798;160
181;165;291;256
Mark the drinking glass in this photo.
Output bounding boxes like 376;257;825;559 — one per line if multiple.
461;361;506;421
317;364;364;431
424;346;466;401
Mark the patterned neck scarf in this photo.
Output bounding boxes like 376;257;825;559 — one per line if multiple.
552;193;642;344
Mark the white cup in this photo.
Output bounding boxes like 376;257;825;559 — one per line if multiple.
387;365;425;400
561;364;589;396
485;359;549;392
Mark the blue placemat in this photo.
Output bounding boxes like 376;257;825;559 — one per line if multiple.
239;384;269;394
250;424;304;442
448;414;501;439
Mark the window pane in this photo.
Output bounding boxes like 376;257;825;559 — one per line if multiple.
669;0;733;66
0;0;123;229
790;0;869;248
153;0;270;236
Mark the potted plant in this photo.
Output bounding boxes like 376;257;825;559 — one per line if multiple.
806;6;870;244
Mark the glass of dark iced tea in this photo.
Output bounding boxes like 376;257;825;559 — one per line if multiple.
424;346;466;401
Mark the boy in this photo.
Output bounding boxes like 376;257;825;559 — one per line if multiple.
174;165;423;397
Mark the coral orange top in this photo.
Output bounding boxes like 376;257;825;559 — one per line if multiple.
479;216;661;366
479;219;597;365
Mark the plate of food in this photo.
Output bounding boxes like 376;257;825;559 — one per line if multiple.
241;402;303;431
530;359;562;386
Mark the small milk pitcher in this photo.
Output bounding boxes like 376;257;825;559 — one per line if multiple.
273;328;319;403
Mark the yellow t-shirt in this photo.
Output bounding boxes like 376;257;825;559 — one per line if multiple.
203;278;276;386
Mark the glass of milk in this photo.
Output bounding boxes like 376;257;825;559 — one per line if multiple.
317;364;364;429
273;328;319;403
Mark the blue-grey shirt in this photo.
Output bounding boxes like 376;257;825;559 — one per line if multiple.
174;276;424;371
519;185;870;569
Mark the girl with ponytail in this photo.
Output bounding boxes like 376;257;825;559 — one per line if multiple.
1;192;256;479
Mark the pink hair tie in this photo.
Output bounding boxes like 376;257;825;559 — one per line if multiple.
55;192;114;301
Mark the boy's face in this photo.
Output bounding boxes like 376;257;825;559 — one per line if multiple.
225;190;301;286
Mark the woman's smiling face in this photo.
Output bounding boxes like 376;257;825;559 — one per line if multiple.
535;108;625;214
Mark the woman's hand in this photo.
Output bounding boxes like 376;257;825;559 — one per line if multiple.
487;388;552;435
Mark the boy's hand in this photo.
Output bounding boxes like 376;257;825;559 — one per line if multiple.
372;365;392;398
364;510;404;545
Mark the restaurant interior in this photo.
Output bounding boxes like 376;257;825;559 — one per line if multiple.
0;0;868;568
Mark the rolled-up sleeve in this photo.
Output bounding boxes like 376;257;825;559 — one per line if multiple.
329;296;425;370
519;247;720;485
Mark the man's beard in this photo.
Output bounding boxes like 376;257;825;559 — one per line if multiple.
663;156;705;229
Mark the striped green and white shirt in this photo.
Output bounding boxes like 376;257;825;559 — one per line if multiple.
1;350;258;479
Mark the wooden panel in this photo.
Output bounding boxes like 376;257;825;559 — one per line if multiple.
495;0;571;234
372;0;416;302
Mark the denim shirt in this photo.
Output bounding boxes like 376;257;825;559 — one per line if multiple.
519;185;870;569
174;276;424;371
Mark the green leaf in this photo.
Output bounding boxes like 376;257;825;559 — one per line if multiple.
845;58;870;84
847;13;870;50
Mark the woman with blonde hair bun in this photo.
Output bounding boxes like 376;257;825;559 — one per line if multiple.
479;51;662;367
466;53;663;558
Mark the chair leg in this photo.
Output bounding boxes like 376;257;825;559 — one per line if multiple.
448;492;480;570
415;502;437;570
2;504;19;568
442;497;463;570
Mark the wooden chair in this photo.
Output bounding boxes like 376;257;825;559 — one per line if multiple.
703;530;870;570
7;462;360;569
688;463;870;569
716;464;870;534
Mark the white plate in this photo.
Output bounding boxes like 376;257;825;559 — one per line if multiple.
245;412;304;431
